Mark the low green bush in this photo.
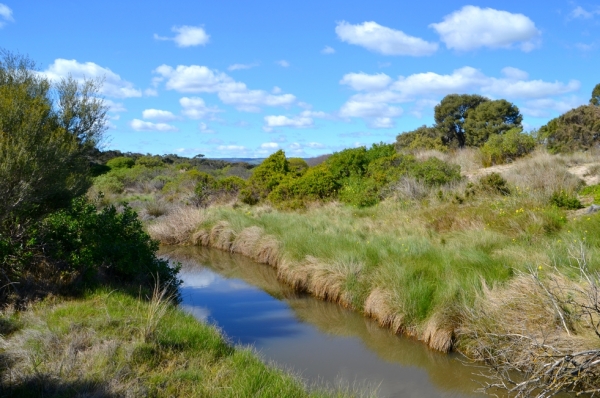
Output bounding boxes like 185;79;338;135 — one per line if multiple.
549;190;583;209
478;173;511;196
579;184;600;203
106;156;135;170
94;173;125;194
480;128;536;166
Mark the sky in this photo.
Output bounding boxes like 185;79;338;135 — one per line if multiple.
1;1;599;158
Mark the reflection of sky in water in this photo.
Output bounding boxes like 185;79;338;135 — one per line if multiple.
179;263;485;398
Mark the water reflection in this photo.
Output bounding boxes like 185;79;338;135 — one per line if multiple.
161;246;488;398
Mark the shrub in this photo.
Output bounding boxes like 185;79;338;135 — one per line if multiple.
339;177;380;207
549;190;583;209
287;158;309;177
538;105;600;153
480;128;536;166
409;157;462;186
94;173;125;194
106;156;135;170
136;155;164;168
213;176;247;195
478;173;511;195
325;147;368;180
246;150;289;200
579;184;600;203
40;198;180;289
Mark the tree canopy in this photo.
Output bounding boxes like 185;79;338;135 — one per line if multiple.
0;50;107;223
538;105;600;153
397;93;522;150
591;83;600;107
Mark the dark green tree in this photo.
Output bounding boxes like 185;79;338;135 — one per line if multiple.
0;50;107;223
591;83;600;106
434;94;489;147
538;105;600;153
463;99;523;147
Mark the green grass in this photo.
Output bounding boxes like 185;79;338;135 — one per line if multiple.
193;189;600;333
0;290;355;398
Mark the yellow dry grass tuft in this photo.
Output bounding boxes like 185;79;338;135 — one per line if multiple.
147;206;206;245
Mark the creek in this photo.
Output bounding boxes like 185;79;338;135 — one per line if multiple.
161;246;490;398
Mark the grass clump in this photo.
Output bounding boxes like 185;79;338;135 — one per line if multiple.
0;290;349;398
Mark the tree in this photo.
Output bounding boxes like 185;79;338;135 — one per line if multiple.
463;100;522;147
395;125;445;152
0;50;108;223
434;94;489;147
591;83;600;106
538;105;600;153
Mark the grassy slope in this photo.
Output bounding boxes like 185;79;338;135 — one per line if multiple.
148;150;600;353
0;290;351;398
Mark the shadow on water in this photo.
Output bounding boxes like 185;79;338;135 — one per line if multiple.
161;246;491;398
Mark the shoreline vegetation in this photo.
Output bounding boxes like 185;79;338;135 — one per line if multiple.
2;48;600;396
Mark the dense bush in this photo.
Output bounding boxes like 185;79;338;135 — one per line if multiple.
480;128;536;166
478;173;511;196
538;105;600;153
135;155;165;168
549;190;583;209
106;156;135;170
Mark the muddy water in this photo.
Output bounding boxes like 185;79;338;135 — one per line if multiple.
161;246;490;398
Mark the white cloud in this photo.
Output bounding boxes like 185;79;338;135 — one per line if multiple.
272;86;282;94
430;6;541;52
521;96;586;118
0;3;14;27
130;119;178;132
335;21;438;56
217;145;247;152
263;115;313;131
154;25;210;47
260;142;279;149
142;109;177;122
339;100;403;120
277;60;290;67
306;142;325;148
370;117;395;128
155;64;296;111
104;99;127;113
300;110;329;119
227;62;259;71
501;67;529;81
43;59;142;98
568;6;600;19
144;88;158;96
179;97;222;119
340;72;392;91
198;122;215;134
321;46;336;54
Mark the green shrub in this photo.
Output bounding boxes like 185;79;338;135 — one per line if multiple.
478;173;511;195
325;147;368;180
480;128;536;166
106;156;135;170
135;155;164;168
549;190;583;209
287;158;309;177
94;173;125;194
538;105;600;153
213;176;247;194
40;198;180;290
409;157;462;186
246;150;289;200
339;177;380;207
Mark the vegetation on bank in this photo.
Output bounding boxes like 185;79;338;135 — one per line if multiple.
0;51;348;398
0;289;351;398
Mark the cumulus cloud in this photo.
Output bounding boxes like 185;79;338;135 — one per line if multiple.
335;21;438;56
339;101;402;119
154;64;296;111
227;62;259;71
260;142;279;149
130;119;178;132
142;109;177;122
321;46;336;54
43;59;141;98
263;115;313;132
337;66;580;125
104;99;127;113
217;145;247;152
277;60;290;67
430;6;541;52
179;97;222;119
340;72;392;91
521;96;587;118
154;25;210;47
0;3;14;27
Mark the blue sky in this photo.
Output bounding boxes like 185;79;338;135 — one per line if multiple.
1;1;598;158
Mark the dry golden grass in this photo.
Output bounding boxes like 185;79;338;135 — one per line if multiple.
146;206;206;245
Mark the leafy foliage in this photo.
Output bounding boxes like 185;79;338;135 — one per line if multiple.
434;94;490;147
480;128;536;166
107;156;135;169
591;83;600;106
463;100;523;147
549;190;583;209
538;105;600;153
395;125;445;152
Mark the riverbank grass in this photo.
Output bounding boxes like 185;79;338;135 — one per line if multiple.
0;289;353;397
